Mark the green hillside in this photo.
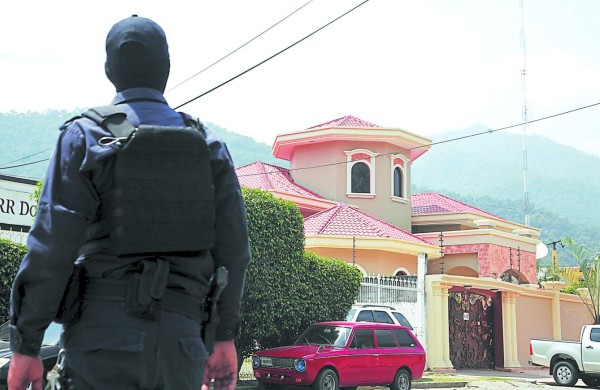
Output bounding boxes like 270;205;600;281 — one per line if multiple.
412;126;600;265
2;112;597;265
0;110;286;179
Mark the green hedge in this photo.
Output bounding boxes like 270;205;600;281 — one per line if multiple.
239;188;362;359
0;239;26;323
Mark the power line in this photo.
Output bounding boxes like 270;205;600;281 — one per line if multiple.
3;100;600;175
167;0;315;93
237;101;600;177
174;0;370;109
0;159;50;170
0;148;53;166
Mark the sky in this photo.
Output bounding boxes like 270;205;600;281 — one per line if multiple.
2;0;600;157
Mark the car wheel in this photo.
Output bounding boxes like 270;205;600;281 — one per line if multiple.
553;360;579;387
313;368;338;390
582;376;600;388
390;368;411;390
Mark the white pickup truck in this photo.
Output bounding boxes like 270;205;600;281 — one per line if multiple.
530;324;600;387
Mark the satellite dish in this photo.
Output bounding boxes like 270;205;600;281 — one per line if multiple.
535;241;549;259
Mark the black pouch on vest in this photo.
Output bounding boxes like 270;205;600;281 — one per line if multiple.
54;265;86;325
125;258;170;320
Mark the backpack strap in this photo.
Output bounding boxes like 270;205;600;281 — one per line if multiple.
82;105;137;139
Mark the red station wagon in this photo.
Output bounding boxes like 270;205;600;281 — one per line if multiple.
252;321;426;390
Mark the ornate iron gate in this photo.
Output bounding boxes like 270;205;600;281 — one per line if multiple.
448;291;495;369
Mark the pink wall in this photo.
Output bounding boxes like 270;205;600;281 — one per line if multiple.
560;300;593;341
516;295;553;367
444;243;536;283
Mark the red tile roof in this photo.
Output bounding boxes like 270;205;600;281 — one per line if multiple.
411;192;502;219
306;115;381;130
235;161;324;199
305;203;431;243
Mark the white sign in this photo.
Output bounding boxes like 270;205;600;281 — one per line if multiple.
0;178;37;227
463;312;470;321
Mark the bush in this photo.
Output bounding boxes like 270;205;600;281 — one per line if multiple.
239;188;362;359
0;239;26;323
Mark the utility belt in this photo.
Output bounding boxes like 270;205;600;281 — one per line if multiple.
56;257;208;325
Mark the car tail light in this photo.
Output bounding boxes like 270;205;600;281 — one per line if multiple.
529;342;533;355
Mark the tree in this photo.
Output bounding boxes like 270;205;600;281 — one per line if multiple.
238;188;362;360
562;237;600;324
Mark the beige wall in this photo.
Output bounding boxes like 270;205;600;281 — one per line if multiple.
426;275;596;370
515;295;553;366
560;300;592;341
289;141;413;231
307;247;417;275
428;253;479;275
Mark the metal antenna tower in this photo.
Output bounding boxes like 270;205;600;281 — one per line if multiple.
520;0;531;226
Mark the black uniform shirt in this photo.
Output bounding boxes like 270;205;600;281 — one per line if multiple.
10;88;250;356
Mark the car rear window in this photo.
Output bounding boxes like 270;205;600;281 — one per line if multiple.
393;329;417;348
391;312;413;330
591;328;600;343
375;329;398;348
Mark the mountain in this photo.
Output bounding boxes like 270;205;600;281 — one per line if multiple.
0;110;287;179
1;112;597;265
411;125;600;265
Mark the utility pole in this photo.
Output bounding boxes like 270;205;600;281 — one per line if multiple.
520;0;531;226
547;240;564;270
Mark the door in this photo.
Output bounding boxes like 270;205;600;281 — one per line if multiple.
341;329;378;386
448;291;495;369
582;327;600;373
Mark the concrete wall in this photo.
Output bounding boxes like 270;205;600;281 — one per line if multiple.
290;141;413;231
426;275;596;370
307;246;417;275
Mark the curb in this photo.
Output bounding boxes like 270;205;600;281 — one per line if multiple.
236;380;470;389
414;381;468;388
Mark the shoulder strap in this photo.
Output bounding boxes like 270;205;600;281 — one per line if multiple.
179;112;207;138
82;105;137;139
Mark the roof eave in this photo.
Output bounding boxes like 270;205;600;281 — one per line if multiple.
305;235;441;258
272;127;432;161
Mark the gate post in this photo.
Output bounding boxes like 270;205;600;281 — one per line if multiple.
417;254;427;345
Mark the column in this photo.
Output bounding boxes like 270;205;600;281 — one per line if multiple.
440;283;453;368
417;254;427;345
552;290;562;340
502;291;521;368
429;282;445;368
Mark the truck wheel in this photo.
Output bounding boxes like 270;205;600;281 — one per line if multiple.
582;376;600;388
390;368;412;390
553;360;579;387
313;368;339;390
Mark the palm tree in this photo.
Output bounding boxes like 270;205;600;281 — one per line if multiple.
562;237;600;325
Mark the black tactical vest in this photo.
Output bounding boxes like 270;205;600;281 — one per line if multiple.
73;106;215;256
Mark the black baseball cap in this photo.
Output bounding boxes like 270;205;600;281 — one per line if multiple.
105;15;170;92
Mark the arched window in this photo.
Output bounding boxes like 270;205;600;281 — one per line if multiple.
345;149;378;197
390;154;409;201
351;162;370;193
393;167;403;197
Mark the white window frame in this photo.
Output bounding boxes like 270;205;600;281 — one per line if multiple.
345;149;378;198
390;154;409;203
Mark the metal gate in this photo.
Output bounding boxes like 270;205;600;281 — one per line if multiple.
356;274;422;340
448;291;495;369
